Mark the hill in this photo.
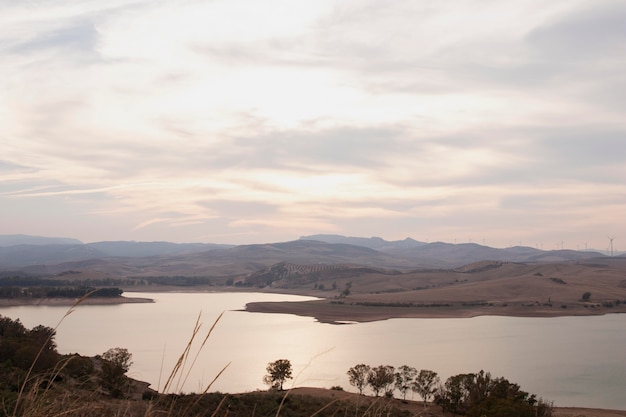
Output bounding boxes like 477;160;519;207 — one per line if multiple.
244;257;626;322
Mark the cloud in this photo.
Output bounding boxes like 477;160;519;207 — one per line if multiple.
526;1;626;63
0;0;624;247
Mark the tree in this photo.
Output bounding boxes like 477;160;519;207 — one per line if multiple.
412;369;440;406
263;359;292;390
395;365;417;400
436;371;544;417
367;365;395;397
340;281;352;298
439;373;475;415
99;347;133;398
347;364;371;395
581;292;591;302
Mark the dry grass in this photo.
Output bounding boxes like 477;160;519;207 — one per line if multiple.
246;260;626;322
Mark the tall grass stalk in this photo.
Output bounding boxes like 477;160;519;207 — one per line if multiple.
157;311;232;417
160;311;225;395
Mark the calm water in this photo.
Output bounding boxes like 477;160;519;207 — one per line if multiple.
1;292;625;410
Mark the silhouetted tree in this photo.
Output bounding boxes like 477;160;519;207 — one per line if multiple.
99;347;133;398
412;369;440;406
436;370;548;417
367;365;395;397
394;365;417;400
347;364;371;395
263;359;292;391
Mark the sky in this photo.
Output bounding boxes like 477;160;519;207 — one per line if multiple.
1;0;625;250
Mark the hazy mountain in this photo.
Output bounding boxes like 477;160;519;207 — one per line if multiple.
300;234;426;250
0;234;608;274
86;241;232;257
0;234;82;247
0;239;233;269
0;244;106;268
299;236;604;268
181;240;409;271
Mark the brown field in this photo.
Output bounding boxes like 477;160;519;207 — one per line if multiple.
245;259;626;323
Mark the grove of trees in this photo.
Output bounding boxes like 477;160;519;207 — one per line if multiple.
346;364;552;417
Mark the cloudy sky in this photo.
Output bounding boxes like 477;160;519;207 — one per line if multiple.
1;0;625;250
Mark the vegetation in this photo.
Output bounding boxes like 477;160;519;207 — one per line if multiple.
394;365;417;400
347;363;370;395
413;369;440;405
346;364;552;417
99;347;133;398
263;359;293;391
436;370;553;417
0;280;123;299
367;365;396;397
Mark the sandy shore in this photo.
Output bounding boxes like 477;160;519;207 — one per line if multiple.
4;286;625;323
244;299;626;324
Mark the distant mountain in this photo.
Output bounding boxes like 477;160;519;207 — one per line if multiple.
188;240;402;268
0;234;82;247
300;234;426;250
0;244;106;268
300;236;605;268
0;234;608;275
86;241;232;258
0;239;234;269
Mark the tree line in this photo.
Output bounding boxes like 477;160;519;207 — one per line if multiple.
346;363;552;416
262;359;552;416
0;285;123;299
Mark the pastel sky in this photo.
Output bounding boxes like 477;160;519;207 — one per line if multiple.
1;0;625;249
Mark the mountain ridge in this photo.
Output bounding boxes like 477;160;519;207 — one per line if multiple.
0;234;612;275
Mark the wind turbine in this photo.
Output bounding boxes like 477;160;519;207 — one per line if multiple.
608;237;615;257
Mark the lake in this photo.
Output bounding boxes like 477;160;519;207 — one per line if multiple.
1;291;625;410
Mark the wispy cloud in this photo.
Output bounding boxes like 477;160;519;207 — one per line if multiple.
1;0;624;248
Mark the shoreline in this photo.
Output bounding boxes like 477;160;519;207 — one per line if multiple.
3;287;626;323
243;298;626;324
0;295;153;307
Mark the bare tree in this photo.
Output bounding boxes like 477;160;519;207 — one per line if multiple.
367;365;395;397
395;365;417;400
412;369;440;407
